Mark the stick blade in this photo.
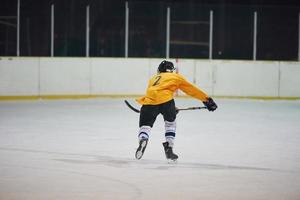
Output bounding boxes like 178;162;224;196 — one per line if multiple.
124;100;140;113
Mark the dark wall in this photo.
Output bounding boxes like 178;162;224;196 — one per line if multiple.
0;0;299;60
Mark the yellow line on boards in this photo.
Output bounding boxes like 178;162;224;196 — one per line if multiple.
0;95;139;101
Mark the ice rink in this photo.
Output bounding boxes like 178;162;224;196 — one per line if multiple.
0;98;300;200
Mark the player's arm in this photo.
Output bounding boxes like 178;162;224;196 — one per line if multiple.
178;75;217;111
177;75;208;101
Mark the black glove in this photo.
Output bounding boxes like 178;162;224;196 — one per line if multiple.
203;97;217;111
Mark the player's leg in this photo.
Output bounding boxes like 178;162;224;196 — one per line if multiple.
135;127;149;160
135;105;159;159
162;120;178;160
160;100;178;160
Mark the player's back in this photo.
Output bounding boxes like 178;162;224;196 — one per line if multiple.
148;72;181;91
137;72;183;105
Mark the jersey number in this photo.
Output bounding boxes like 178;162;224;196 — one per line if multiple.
152;75;161;86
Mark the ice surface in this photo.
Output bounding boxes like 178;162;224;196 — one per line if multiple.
0;98;300;200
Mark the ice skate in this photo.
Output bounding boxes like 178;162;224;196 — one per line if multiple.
162;142;178;161
135;138;148;159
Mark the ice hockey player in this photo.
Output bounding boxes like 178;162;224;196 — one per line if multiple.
135;60;217;161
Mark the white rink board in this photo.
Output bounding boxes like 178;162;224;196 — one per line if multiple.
91;58;149;95
39;57;91;95
213;60;280;97
0;57;300;98
279;62;300;97
195;60;218;95
0;57;39;96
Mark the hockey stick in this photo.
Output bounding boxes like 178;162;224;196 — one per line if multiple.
177;106;207;111
124;100;207;113
124;100;140;113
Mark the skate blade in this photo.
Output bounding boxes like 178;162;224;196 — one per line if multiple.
167;159;178;164
135;140;148;160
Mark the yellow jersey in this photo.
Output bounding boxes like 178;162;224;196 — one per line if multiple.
136;72;209;105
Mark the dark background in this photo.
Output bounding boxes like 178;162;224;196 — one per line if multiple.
1;0;299;60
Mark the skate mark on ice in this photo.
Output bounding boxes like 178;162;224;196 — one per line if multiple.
0;147;101;157
55;157;279;173
0;148;143;200
0;147;292;173
1;162;142;200
152;162;272;171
